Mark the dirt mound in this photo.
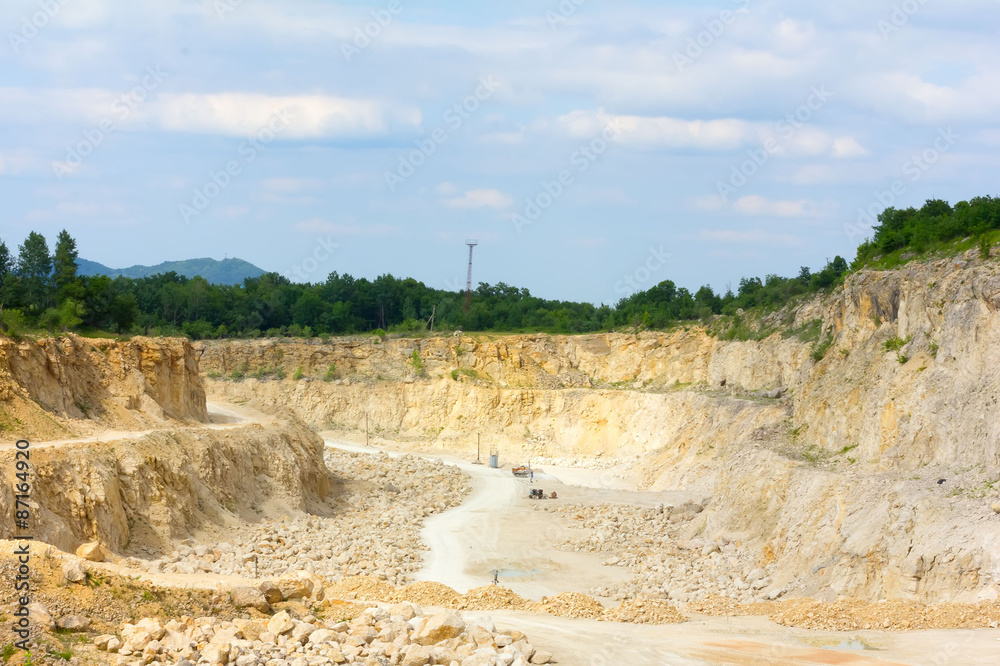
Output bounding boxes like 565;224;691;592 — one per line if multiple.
539;592;605;619
607;596;686;624
458;586;537;612
687;595;772;617
768;597;1000;632
324;575;396;601
391;581;462;607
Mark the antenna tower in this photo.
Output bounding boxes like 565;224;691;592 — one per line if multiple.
464;239;478;312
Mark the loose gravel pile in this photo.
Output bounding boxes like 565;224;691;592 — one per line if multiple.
607;596;688;625
123;450;470;587
458;586;537;613
96;604;554;665
391;581;463;608
549;502;781;605
538;592;606;620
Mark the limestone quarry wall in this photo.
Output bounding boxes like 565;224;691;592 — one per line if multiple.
201;255;1000;471
0;334;207;438
0;420;332;555
199;254;1000;603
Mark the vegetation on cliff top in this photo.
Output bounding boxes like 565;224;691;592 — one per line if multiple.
0;197;996;340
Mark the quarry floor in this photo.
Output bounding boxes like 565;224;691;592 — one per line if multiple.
15;401;1000;665
317;428;1000;665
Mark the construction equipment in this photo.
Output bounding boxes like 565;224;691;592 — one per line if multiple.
529;489;546;500
512;466;530;477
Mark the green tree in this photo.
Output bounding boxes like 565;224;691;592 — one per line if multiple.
0;240;14;307
53;229;83;301
17;231;52;311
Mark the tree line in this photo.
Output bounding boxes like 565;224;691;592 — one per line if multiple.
0;196;994;340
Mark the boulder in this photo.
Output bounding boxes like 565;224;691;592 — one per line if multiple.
400;644;433;666
267;610;295;635
308;629;337;645
530;649;554;664
94;635;115;650
28;604;55;630
201;644;229;665
56;615;91;631
389;602;420;621
278;577;311;600
62;560;87;584
258;581;283;604
290;622;316;644
76;541;107;562
414;611;465;646
230;586;270;612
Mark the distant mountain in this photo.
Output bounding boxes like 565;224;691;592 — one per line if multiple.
77;257;267;285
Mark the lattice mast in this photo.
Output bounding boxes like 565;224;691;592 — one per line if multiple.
464;239;478;312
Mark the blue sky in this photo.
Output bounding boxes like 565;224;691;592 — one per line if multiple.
1;0;998;304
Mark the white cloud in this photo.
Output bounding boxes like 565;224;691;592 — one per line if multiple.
0;88;422;139
732;195;825;218
832;136;868;158
154;93;421;138
441;188;513;210
556;109;757;151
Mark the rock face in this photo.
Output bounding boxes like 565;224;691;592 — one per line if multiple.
0;419;332;554
200;257;1000;603
0;334;207;438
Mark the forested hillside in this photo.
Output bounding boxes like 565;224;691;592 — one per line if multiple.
1;196;996;339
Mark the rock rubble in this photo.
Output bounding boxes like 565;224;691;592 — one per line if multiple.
96;604;552;666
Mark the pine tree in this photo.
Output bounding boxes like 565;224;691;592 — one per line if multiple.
0;240;13;310
17;232;52;311
53;229;83;301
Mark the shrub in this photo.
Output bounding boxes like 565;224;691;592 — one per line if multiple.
882;336;911;353
810;336;833;362
0;309;26;339
292;366;304;380
323;363;337;382
980;234;993;259
411;350;424;374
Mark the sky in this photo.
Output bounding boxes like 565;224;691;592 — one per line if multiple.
1;0;998;304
